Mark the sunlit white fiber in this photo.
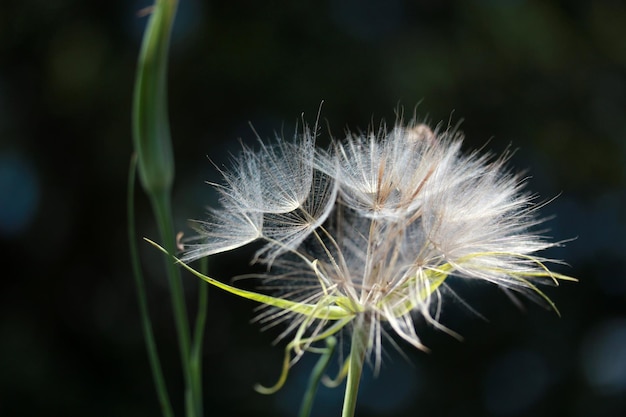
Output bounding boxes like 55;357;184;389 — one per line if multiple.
182;118;570;373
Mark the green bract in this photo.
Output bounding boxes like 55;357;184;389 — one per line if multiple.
132;1;176;195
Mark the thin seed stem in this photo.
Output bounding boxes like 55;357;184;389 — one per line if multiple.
128;155;175;417
191;258;209;417
298;336;337;417
150;189;196;417
341;315;370;417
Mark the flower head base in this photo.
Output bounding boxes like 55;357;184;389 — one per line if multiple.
176;117;574;393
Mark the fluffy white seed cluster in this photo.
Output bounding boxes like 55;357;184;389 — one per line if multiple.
183;120;564;366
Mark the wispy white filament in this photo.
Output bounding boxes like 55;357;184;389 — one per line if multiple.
183;118;570;369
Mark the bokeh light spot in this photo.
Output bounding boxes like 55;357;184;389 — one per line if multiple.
330;0;404;42
483;349;551;416
581;318;626;395
0;152;40;237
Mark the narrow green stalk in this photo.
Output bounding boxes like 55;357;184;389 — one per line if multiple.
299;337;337;417
132;1;206;416
149;189;197;417
191;258;209;417
128;155;175;417
132;0;177;196
341;316;370;417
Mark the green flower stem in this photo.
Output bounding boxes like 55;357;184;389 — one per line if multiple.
341;316;370;417
191;258;209;417
299;336;337;417
132;0;177;196
150;188;197;417
132;1;208;416
128;155;174;417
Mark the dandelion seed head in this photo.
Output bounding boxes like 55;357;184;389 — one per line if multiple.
184;115;573;373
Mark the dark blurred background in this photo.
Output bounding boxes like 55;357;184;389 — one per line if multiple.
1;0;625;416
